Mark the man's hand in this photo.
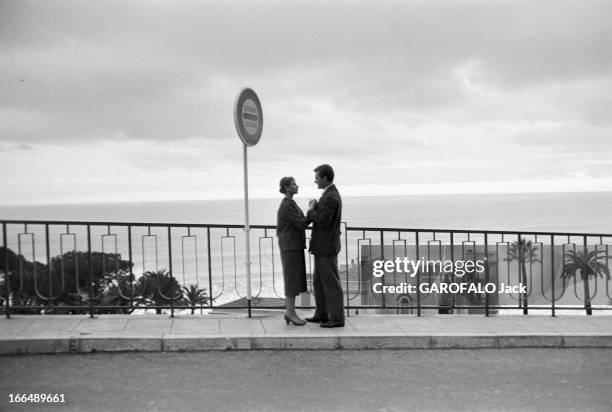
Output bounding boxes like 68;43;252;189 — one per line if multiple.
308;198;317;211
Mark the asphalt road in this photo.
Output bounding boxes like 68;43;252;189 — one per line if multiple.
1;349;611;411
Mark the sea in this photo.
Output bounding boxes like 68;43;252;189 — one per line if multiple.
1;191;610;233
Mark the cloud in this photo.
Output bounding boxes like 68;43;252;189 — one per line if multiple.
2;0;610;142
13;143;32;150
0;0;610;204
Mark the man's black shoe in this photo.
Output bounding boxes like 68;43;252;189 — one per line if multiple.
305;316;329;323
320;321;344;328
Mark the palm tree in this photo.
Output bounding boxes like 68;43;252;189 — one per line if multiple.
182;284;208;315
134;270;182;314
561;249;610;315
505;239;539;315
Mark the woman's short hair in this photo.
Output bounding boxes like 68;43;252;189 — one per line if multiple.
279;176;294;194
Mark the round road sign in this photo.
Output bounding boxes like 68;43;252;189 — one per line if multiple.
234;88;263;146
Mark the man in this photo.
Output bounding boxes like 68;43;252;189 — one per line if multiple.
306;164;344;328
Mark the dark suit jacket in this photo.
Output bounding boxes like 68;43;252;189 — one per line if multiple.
307;184;342;256
276;198;311;251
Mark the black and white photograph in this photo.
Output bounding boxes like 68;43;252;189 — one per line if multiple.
1;1;611;411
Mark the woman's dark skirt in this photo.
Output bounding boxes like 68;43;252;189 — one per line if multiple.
280;250;307;297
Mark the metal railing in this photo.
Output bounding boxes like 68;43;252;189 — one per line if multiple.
1;220;611;317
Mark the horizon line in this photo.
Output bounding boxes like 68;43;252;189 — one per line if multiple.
1;189;610;208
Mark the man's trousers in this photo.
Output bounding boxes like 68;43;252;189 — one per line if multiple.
312;255;345;322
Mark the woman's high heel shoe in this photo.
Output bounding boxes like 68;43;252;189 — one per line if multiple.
284;314;306;326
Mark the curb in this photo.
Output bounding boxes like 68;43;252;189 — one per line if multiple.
1;334;612;355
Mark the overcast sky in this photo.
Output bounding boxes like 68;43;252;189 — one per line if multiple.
1;0;611;205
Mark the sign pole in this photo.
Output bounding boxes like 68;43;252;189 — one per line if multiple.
234;88;262;319
243;143;252;318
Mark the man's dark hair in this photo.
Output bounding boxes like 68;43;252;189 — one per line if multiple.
314;164;334;182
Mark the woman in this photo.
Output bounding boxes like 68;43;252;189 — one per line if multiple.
277;176;311;325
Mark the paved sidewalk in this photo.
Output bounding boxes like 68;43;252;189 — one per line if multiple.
1;312;611;355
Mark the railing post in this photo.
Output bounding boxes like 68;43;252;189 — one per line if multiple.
551;235;555;317
448;232;454;313
207;227;213;309
415;231;421;317
87;225;94;318
168;226;174;318
3;223;10;319
344;223;350;318
128;226;134;313
380;230;385;310
518;233;528;315
45;224;52;312
484;233;489;317
584;235;591;315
